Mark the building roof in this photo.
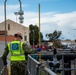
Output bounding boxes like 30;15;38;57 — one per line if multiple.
0;19;28;29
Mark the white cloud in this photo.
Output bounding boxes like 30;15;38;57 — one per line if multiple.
0;3;27;24
0;4;21;22
53;12;76;27
39;11;76;40
0;4;76;40
23;11;76;40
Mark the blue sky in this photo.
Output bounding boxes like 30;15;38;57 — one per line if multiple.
0;0;76;40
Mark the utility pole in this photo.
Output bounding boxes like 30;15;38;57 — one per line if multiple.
4;0;7;47
38;3;41;47
38;3;41;62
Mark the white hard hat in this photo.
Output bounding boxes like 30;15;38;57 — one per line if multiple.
14;32;22;39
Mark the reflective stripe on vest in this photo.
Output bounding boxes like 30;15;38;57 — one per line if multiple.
8;41;26;61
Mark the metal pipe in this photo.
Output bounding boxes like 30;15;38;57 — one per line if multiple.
44;67;57;75
18;0;22;10
4;0;7;47
38;4;42;62
4;0;22;47
38;3;41;47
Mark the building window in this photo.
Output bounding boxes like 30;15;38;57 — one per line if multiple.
8;24;10;30
24;35;27;41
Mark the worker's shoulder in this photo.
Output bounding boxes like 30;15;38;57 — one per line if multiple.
23;42;31;48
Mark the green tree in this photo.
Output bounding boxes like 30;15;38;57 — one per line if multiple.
29;24;43;45
46;30;62;48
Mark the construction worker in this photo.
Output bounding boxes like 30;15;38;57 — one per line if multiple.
1;32;35;75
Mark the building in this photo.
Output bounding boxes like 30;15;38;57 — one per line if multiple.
0;19;29;43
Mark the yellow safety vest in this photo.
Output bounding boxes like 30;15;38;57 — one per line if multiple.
8;41;26;61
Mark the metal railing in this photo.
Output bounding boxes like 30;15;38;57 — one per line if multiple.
39;53;76;75
0;57;8;75
27;54;57;75
0;51;76;75
27;52;76;75
56;53;76;75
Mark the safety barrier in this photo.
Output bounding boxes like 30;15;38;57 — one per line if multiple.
27;54;57;75
0;57;8;75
